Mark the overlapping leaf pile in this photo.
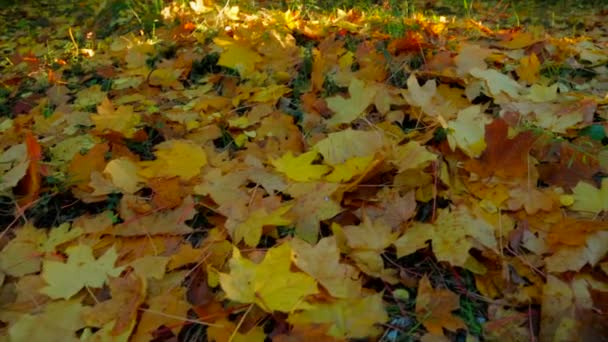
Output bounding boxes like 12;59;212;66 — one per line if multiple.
1;0;607;340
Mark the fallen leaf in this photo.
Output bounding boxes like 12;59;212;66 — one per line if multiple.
0;144;29;193
395;206;498;273
571;179;608;214
516;53;541;84
41;245;124;299
91;97;141;138
219;244;318;312
230;203;293;246
138;140;207;180
465;118;536;178
8;300;85;341
271;151;331;182
288;293;387;339
325;78;376;126
416;275;466;335
291;236;361;298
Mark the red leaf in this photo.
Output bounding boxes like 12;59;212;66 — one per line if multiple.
16;132;42;206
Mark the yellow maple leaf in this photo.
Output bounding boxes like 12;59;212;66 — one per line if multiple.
138;140;207;180
219;244;318;312
343;217;399;282
455;44;491;76
104;158;142;194
325;155;374;183
539;275;601;341
526;83;558;102
39;223;83;253
271;151;331;182
0;224;46;277
132;288;191;341
447;105;488;158
287;293;387;339
91;97;140;138
313;128;387;164
325;78;377;127
74;84;106;109
285;182;342;243
394;206;498;274
232;204;293;246
250;84;291;103
41;245;124;299
214;37;262;78
148;67;183;89
291;236;361;298
208;318;265;342
8;300;85;341
571;179;608;214
516;53;540;84
506;186;553;214
129;255;169;280
470;67;523;99
391;141;437;172
415;275;466;335
0;143;30;193
402;74;437;111
499;31;541;49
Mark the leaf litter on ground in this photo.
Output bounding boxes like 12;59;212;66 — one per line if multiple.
0;0;607;341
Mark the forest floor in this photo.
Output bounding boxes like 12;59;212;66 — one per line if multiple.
0;0;607;341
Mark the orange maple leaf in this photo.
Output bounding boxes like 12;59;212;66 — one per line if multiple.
465;118;537;178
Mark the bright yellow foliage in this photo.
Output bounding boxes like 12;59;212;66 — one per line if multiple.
232;204;293;246
215;37;262;78
138;140;207;180
219;243;318;312
325;155;374;182
271;151;331;182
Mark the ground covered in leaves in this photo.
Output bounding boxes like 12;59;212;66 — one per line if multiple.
1;0;608;341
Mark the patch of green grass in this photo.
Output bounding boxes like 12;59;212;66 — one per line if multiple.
291;43;313;100
321;74;346;97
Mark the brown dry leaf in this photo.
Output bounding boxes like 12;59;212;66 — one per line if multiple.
112;196;195;236
68;143;109;190
148;176;184;208
415;275;466;336
131;287;191;341
291;236;361;298
285;182;342;243
342;217;399;282
465;118;536;178
81;273;145;335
